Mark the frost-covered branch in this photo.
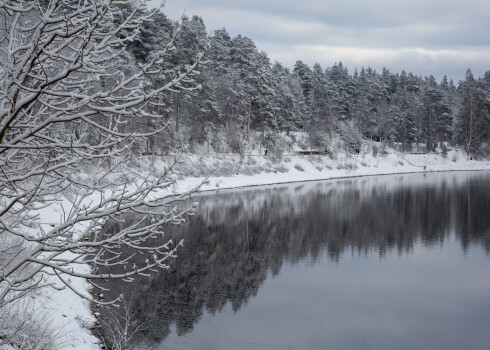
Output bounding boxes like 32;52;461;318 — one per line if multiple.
0;0;207;307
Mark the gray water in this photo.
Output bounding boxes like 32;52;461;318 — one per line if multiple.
97;171;490;350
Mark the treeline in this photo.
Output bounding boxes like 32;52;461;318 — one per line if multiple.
125;8;490;156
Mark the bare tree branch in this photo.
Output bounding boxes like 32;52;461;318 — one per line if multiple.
0;0;207;307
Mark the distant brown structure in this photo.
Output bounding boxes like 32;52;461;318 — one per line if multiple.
297;150;325;155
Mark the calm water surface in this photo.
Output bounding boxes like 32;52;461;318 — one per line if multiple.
98;171;490;350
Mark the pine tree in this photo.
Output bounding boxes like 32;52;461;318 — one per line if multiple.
325;62;352;122
456;69;489;156
293;60;314;103
307;63;331;145
395;72;418;151
422;76;451;151
271;62;300;135
207;28;242;150
288;71;309;133
129;9;175;64
352;67;375;137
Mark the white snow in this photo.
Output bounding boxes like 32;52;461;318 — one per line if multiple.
31;148;490;350
22;200;101;350
167;149;490;195
40;271;100;350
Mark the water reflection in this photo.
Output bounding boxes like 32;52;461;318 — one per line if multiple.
95;171;490;348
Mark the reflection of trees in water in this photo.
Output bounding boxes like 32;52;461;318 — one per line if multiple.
95;173;490;346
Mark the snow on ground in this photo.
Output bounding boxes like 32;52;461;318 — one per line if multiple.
32;148;490;350
40;268;100;350
20;200;102;350
167;148;490;195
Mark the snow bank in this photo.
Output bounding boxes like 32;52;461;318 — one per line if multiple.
166;149;490;195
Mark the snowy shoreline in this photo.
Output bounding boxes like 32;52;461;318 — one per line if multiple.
185;167;490;195
169;150;490;195
40;150;490;350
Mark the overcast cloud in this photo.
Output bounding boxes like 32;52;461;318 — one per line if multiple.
150;0;490;81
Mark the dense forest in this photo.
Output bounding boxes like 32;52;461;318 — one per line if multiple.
122;8;490;157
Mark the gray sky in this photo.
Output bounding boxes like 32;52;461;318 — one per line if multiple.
149;0;490;81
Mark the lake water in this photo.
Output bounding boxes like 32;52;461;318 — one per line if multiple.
96;171;490;350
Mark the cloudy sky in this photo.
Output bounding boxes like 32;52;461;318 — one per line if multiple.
149;0;489;81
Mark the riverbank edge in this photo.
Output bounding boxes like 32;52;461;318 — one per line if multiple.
40;151;490;350
168;151;490;196
192;167;490;195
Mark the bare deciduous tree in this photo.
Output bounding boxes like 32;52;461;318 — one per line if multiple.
97;294;148;350
0;0;205;307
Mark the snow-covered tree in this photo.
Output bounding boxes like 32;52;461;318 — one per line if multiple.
422;75;452;151
395;72;419;151
325;62;352;122
271;62;300;135
352;67;376;137
0;0;205;307
307;63;331;145
456;69;489;156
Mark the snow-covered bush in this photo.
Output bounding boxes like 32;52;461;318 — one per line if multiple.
294;163;305;172
441;144;449;158
274;164;289;173
0;300;67;350
247;156;258;165
96;296;150;350
339;121;362;154
337;159;358;170
216;159;239;176
345;161;358;170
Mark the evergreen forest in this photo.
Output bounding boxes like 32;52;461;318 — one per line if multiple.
128;10;490;157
